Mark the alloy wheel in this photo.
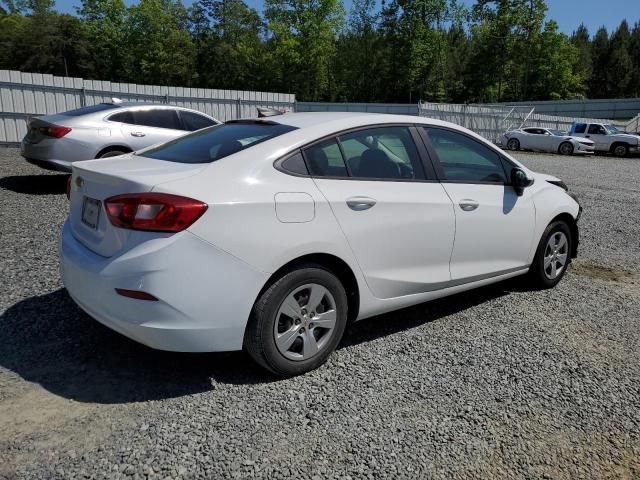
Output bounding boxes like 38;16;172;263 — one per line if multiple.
273;283;337;361
543;231;569;279
559;143;573;155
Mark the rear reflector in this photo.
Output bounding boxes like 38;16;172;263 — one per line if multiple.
104;193;208;233
39;125;72;138
115;288;158;301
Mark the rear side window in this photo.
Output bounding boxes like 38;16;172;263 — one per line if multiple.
280;151;308;175
141;121;297;164
133;109;181;130
338;126;424;180
181;111;217;132
304;139;348;177
573;123;587;134
109;111;134;124
62;103;119;116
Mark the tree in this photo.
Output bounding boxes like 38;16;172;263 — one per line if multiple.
590;27;609;97
77;0;129;81
192;0;264;90
4;13;91;76
264;0;344;101
124;0;196;85
333;0;386;101
606;20;633;97
570;24;592;95
630;22;640;97
529;21;585;99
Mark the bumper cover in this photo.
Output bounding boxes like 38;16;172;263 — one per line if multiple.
59;220;267;352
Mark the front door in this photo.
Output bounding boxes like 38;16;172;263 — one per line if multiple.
586;124;608;150
305;126;456;299
421;127;536;281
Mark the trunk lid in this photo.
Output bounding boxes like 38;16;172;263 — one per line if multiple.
25;114;73;144
69;155;206;257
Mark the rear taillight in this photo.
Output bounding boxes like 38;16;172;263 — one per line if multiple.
39;125;72;138
104;193;208;233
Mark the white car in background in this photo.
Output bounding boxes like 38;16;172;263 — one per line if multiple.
503;127;594;155
61;112;582;376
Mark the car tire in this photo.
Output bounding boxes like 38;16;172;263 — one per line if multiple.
612;143;628;157
528;221;572;289
98;150;128;158
558;142;574;155
244;266;348;377
507;138;520;151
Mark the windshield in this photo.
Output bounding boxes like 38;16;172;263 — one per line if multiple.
605;124;621;133
141;121;297;164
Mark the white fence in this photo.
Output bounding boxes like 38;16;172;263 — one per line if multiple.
296;102;419;115
486;98;640;121
418;102;621;144
0;70;296;145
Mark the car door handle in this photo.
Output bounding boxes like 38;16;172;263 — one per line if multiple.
346;197;377;211
459;199;479;211
130;131;146;137
585;135;590;138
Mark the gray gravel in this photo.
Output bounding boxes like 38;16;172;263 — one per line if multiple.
1;148;639;479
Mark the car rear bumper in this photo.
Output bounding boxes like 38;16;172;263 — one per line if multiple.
24;156;73;172
59;220;267;352
21;137;95;172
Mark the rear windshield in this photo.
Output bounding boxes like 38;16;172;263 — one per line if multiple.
62;103;120;116
141;121;297;163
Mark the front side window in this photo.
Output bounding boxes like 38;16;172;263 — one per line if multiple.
587;124;606;135
424;128;507;184
181;111;217;132
338;127;424;180
141;121;297;164
133;109;181;130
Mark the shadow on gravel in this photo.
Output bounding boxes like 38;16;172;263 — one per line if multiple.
0;281;532;403
0;174;70;195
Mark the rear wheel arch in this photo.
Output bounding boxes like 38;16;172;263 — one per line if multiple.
254;253;360;324
95;145;133;158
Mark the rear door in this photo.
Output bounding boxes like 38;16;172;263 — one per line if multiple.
305;125;456;299
420;127;535;281
111;108;186;150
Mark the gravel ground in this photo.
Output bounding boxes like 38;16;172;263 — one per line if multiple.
1;148;639;479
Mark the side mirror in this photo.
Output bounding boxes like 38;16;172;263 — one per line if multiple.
511;168;533;196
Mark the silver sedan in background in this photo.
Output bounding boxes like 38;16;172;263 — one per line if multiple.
21;102;220;172
503;127;595;155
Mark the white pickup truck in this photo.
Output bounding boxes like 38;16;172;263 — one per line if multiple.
568;122;639;157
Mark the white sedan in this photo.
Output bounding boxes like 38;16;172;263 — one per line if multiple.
504;127;595;155
61;112;582;376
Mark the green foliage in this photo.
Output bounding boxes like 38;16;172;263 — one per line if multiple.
1;0;639;102
264;0;344;100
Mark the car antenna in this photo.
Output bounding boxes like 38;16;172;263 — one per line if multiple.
257;107;284;118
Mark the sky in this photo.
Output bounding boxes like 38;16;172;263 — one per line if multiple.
52;0;640;36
